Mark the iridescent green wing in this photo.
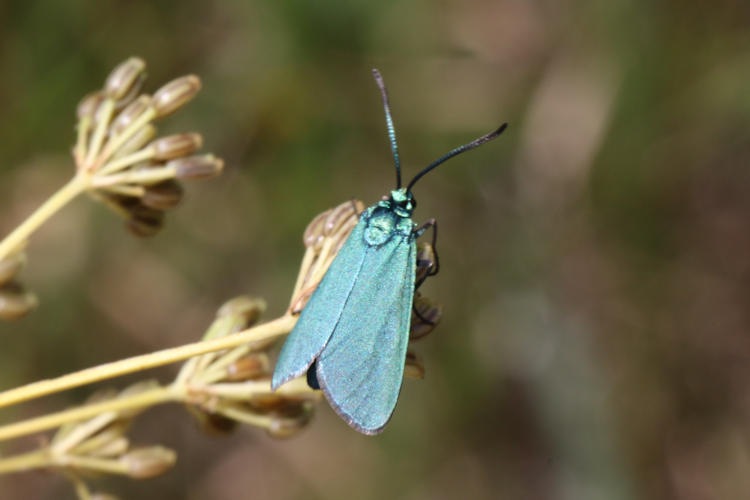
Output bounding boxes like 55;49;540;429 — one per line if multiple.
315;234;416;434
271;216;368;390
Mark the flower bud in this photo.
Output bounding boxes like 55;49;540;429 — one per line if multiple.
225;353;270;382
112;123;157;159
151;133;203;161
77;91;105;120
121;446;176;479
171;154;224;180
90;493;120;500
410;293;443;340
188;407;238;435
152;75;201;118
303;209;330;249
142;181;184;210
111;95;152;136
266;402;314;439
403;350;424;379
217;296;266;327
105;57;147;101
0;282;38;320
0;252;26;286
126;205;165;238
324;200;362;237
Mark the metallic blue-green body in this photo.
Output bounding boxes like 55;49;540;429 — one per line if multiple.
272;188;418;434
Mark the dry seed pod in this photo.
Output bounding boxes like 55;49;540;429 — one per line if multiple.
121;446;176;479
90;493;121;500
171;155;224;180
266;402;314;439
323;200;362;236
112;123;157;158
105;57;146;101
303;209;331;249
216;296;266;327
142;181;184;210
111;95;152;136
151;133;203;161
0;252;26;285
77;91;105;120
126;205;165;238
0;282;38;320
152;75;201;118
188;406;239;435
410;293;443;340
225;353;270;381
403;350;424;379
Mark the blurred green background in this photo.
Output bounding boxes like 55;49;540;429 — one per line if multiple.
2;0;750;498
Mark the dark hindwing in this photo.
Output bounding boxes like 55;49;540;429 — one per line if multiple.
272;219;368;390
315;233;416;434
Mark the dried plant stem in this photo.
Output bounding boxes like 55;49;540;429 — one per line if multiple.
0;386;175;443
0;449;48;474
0;448;134;476
0;314;296;411
0;174;89;262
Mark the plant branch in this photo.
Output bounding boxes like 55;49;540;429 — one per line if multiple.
0;314;296;411
0;174;89;262
0;386;176;442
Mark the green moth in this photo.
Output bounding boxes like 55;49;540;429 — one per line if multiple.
272;69;506;434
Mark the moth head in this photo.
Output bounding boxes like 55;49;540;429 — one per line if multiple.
389;187;416;217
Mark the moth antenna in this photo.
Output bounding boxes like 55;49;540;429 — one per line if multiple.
406;123;508;193
372;68;402;189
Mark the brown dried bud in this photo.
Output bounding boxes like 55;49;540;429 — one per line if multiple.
152;75;201;118
90;493;120;500
404;350;425;379
189;407;238;435
0;252;26;286
217;296;266;328
225;353;270;381
266;402;314;439
324;200;363;237
151;133;203;161
111;95;152;136
303;209;331;249
0;282;38;320
105;57;147;101
415;242;436;284
90;436;130;457
331;214;359;255
126;205;165;238
77;91;105;120
410;293;443;340
142;181;184;210
171;154;224;180
121;446;176;479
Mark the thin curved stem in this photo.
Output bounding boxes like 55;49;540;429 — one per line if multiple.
0;315;296;410
0;174;89;262
0;386;176;442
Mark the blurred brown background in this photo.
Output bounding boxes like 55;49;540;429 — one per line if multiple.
2;0;750;498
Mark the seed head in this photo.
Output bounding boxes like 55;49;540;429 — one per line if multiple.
152;75;201;118
121;446;177;479
105;57;147;102
0;282;38;320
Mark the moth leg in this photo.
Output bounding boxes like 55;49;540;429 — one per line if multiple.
414;218;439;290
413;219;439;325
